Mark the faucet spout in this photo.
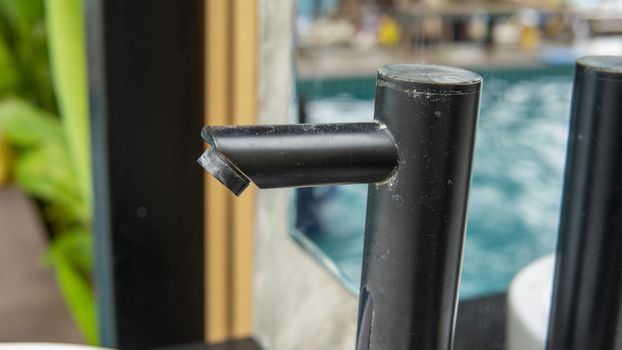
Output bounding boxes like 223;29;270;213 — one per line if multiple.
199;122;398;195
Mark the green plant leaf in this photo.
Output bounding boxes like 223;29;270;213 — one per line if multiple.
0;0;56;111
44;0;91;212
0;33;19;93
0;98;62;147
0;99;86;221
47;229;93;279
47;230;97;344
41;0;96;343
13;141;85;221
0;0;43;39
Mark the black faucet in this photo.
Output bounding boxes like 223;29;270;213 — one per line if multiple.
199;64;482;350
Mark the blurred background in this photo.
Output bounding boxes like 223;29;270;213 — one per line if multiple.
0;0;620;349
290;1;621;349
0;0;92;344
293;0;622;298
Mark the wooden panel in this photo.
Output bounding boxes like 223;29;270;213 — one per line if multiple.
205;0;257;342
205;0;232;342
231;0;258;339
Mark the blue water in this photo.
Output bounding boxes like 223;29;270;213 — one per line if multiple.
293;68;574;299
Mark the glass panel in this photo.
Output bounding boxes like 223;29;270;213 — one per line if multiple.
294;66;573;297
291;0;622;348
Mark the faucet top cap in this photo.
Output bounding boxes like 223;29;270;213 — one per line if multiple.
378;64;481;95
577;56;622;80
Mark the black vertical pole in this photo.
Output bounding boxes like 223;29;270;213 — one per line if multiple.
357;65;482;350
87;1;205;348
547;56;622;350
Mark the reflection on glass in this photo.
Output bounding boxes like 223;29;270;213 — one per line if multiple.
291;1;621;348
293;67;572;298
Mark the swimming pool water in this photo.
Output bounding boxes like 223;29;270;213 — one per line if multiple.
293;68;574;298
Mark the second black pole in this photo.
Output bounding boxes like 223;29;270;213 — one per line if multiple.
547;56;622;349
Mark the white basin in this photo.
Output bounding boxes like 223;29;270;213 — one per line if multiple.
507;254;554;350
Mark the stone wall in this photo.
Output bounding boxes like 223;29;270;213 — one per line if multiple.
254;1;358;349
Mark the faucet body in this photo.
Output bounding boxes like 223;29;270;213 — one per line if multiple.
357;65;481;350
200;64;482;350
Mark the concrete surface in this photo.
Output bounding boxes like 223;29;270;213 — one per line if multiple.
255;2;358;350
0;186;82;343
